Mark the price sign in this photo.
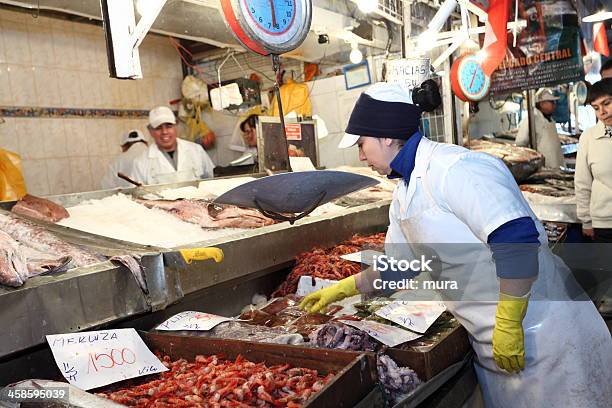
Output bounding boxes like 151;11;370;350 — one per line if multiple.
340;250;383;265
296;276;339;297
341;319;421;347
386;58;430;89
375;301;446;333
285;123;302;140
156;311;232;331
46;329;167;391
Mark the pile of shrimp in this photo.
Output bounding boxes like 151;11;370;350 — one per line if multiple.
100;354;334;407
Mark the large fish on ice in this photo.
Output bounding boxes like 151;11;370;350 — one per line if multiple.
137;199;275;229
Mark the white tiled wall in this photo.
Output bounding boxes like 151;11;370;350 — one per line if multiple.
0;9;183;195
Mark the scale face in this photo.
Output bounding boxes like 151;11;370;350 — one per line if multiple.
574;81;587;105
451;53;491;102
221;0;312;55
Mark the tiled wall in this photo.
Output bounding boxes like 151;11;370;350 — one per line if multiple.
0;8;183;195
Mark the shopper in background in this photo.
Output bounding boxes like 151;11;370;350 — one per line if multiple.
575;78;612;242
100;130;148;189
301;81;611;407
131;106;215;185
515;88;565;168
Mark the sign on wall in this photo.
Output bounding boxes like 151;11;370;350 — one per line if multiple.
490;0;584;94
386;58;431;89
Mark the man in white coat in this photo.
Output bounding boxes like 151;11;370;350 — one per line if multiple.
131;106;215;185
100;129;149;189
301;81;611;407
516;88;565;168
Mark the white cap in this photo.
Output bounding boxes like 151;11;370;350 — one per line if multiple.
535;88;559;103
120;129;146;146
338;82;414;149
148;106;176;128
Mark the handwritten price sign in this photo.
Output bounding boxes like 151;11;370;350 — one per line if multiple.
156;311;232;331
46;329;167;390
341;319;422;347
375;301;446;333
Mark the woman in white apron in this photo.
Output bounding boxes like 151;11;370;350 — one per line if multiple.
301;81;611;407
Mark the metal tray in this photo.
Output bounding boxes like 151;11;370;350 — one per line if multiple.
100;331;377;408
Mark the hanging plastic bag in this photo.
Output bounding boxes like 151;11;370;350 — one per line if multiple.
271;79;312;117
0;148;27;201
185;104;216;149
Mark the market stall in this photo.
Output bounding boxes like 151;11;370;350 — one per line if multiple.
1;0;611;406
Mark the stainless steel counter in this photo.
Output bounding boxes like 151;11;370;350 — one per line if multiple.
0;183;390;359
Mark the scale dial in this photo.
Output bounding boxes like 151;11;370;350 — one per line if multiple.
451;53;491;102
221;0;311;55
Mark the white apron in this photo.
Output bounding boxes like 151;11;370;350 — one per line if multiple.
131;139;215;185
387;137;612;408
516;109;564;168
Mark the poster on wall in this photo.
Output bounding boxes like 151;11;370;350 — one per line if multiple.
489;0;584;95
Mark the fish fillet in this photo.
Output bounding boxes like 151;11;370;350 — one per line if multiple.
11;194;69;223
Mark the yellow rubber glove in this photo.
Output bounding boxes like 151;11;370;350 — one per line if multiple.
299;276;359;313
492;292;529;373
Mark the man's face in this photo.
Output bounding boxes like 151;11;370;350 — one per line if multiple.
591;95;612;126
148;123;177;152
357;137;397;175
538;100;556;115
242;124;257;147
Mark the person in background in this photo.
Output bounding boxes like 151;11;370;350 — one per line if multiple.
300;81;611;407
228;114;259;165
239;114;259;149
131;106;215;185
515;88;565;168
100;130;148;189
575;78;612;241
600;59;612;79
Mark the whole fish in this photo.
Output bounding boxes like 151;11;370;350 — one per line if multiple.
0;213;104;267
0;230;29;287
137;199;275;229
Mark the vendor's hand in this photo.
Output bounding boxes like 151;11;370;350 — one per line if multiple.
492;293;529;373
582;228;594;239
299;276;359;313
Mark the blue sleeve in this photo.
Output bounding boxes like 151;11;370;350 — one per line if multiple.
488;217;540;279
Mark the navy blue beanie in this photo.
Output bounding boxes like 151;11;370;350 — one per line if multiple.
344;93;423;139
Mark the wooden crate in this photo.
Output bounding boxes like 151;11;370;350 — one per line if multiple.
136;331;376;408
385;325;471;381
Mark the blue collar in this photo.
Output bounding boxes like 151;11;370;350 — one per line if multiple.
388;133;422;181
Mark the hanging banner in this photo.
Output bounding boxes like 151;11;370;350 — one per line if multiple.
490;0;584;95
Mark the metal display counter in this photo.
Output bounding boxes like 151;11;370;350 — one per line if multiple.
0;181;391;363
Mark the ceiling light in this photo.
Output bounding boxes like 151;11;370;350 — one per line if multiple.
582;11;612;23
357;0;378;14
350;44;363;64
